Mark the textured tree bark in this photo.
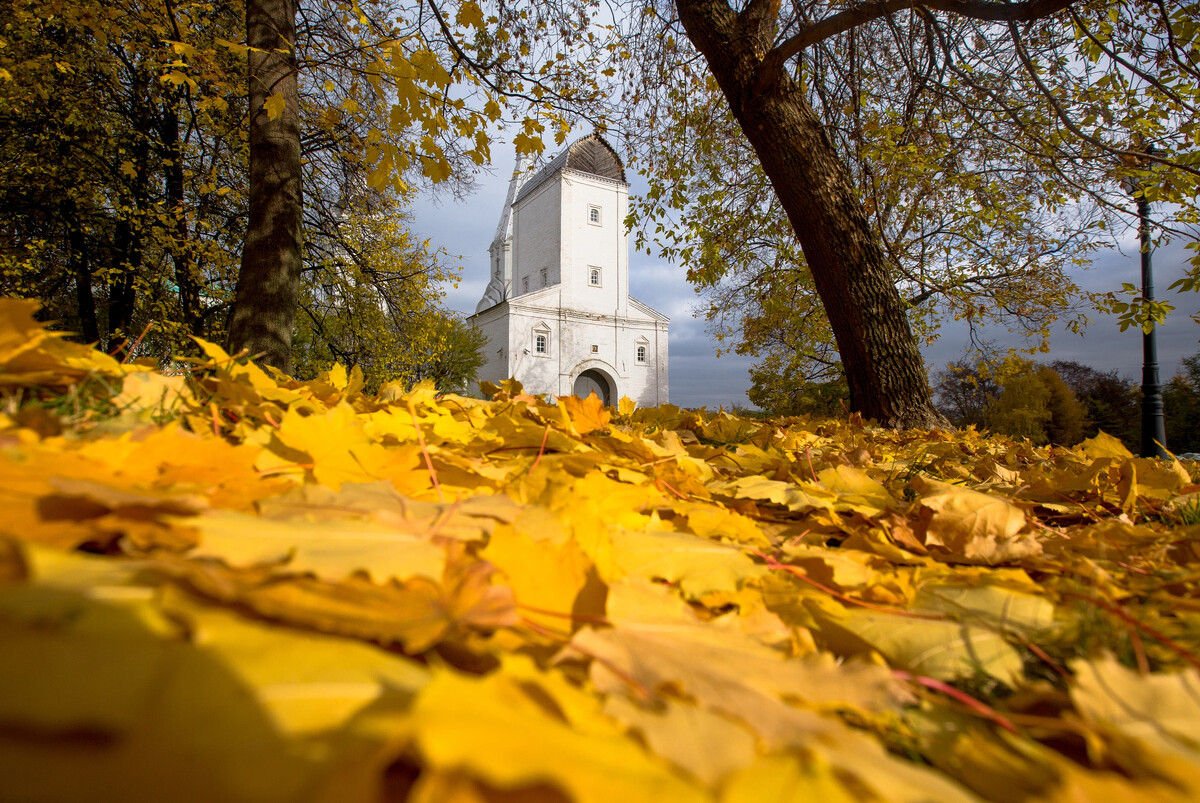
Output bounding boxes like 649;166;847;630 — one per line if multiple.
227;0;302;373
675;0;949;429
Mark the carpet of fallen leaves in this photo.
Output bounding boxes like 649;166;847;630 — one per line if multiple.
3;298;1200;803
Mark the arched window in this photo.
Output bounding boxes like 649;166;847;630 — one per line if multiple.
531;323;551;357
588;267;601;287
637;345;647;363
588;205;601;225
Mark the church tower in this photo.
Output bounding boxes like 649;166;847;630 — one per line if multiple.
470;135;669;406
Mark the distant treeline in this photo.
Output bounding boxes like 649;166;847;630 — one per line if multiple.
747;354;1200;453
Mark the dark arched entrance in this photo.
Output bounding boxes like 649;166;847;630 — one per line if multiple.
573;369;613;405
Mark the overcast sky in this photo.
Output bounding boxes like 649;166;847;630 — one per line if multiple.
413;148;1200;409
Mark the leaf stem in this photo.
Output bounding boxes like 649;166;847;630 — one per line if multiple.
407;399;443;503
894;669;1019;734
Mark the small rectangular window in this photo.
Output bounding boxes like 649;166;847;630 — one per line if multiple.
591;344;599;354
540;268;548;286
588;205;601;226
522;276;529;293
588;267;601;287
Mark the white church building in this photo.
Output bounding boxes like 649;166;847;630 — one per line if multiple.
469;135;669;406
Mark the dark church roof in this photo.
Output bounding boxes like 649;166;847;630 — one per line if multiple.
515;134;627;202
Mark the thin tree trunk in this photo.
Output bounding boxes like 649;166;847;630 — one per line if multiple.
108;69;152;357
64;200;100;345
162;102;202;338
675;0;947;429
108;217;140;354
227;0;303;373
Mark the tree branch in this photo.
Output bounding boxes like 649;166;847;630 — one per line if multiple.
758;0;1075;89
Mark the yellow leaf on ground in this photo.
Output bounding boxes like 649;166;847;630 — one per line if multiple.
603;695;757;785
1081;430;1135;459
481;523;597;631
720;753;861;803
185;509;447;583
557;392;611;434
407;657;707;803
716;474;835;512
606;524;767;598
818;464;900;516
913;475;1038;564
568;579;902;744
812;607;1024;685
1072;654;1200;759
912;580;1055;633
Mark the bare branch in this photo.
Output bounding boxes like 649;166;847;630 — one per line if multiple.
758;0;1075;89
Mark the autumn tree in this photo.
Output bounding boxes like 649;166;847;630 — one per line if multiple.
405;312;488;394
748;372;848;418
1164;352;1200;455
934;361;1002;430
224;0;615;372
1052;360;1140;449
938;358;1087;445
1035;365;1087;446
3;0;609;383
0;0;246;354
618;0;1200;427
290;201;485;393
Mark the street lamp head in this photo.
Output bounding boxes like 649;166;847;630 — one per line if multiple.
1120;144;1157;198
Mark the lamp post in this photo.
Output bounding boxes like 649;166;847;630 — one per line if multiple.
1123;153;1169;459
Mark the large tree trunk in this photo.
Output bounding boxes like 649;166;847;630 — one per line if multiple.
675;0;947;430
227;0;302;373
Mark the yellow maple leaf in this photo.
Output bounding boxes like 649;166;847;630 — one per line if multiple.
912;475;1039;564
558;392;611;435
183;509;448;584
480;523;597;632
406;656;707;803
1080;430;1135;459
263;91;286;120
606;524;767;599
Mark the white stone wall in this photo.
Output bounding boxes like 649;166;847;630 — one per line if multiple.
471;304;510;391
557;172;629;318
511;179;561;298
476;293;667;406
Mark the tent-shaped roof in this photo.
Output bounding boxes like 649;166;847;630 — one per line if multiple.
515;134;626;202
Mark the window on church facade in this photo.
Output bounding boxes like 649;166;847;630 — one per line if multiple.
588;205;601;226
535;334;546;354
591;345;599;353
588;267;601;287
522;276;529;293
540;268;548;286
637;346;646;363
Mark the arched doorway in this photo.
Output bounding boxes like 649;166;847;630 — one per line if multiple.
573;369;613;405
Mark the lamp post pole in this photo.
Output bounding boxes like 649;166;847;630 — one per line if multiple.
1133;180;1169;459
